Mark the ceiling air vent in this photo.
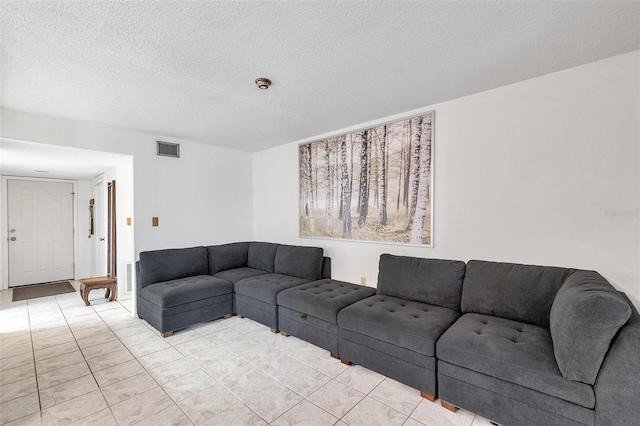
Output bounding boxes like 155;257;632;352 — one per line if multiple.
156;141;180;158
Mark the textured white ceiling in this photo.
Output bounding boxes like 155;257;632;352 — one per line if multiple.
1;1;638;152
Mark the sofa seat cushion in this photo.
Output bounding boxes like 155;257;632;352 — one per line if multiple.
141;275;233;308
277;279;376;324
235;273;309;305
213;267;269;284
337;294;460;357
436;313;595;408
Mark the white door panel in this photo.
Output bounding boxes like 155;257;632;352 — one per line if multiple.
8;180;74;287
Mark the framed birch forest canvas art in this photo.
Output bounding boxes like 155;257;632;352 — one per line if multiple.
299;111;434;246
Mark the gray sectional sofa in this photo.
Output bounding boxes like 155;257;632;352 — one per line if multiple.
135;245;638;426
136;241;330;336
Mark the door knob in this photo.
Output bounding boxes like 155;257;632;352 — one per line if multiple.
100;238;105;241
10;237;16;241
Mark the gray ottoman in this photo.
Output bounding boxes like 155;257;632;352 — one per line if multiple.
277;279;376;356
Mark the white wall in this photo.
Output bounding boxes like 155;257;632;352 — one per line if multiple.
0;109;254;263
253;51;640;309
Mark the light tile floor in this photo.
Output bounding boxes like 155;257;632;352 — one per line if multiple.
0;288;494;426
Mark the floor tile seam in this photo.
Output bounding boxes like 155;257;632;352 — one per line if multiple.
216;383;281;425
140;373;211;426
27;299;44;417
39;373;100;410
303;387;365;424
36;360;91;392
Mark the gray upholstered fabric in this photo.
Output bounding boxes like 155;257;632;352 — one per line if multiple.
438;362;593;426
213;267;269;284
339;331;437;395
436;313;594;408
234;273;309;305
377;254;466;311
337;294;460;357
138;293;232;333
321;257;332;279
550;270;631;385
138;246;208;287
277;279;375;354
140;275;232;308
235;293;279;329
274;245;324;281
594;299;640;426
279;306;339;353
461;260;572;327
207;242;249;275
277;279;376;324
247;242;279;272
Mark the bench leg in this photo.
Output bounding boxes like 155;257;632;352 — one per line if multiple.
162;331;174;338
420;392;436;402
82;288;91;306
108;285;117;302
441;401;458;412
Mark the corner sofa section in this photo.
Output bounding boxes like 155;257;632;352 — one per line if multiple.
136;242;329;337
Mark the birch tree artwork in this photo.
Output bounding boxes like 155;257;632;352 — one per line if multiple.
299;111;434;246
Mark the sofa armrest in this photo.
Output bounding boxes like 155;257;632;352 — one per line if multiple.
321;257;331;279
135;261;142;316
594;304;640;426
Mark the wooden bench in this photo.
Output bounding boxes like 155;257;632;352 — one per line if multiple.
79;276;117;306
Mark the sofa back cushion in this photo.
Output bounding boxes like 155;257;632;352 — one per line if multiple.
247;242;279;272
461;260;572;327
207;242;249;275
377;254;466;311
139;246;208;288
550;270;631;384
274;245;324;281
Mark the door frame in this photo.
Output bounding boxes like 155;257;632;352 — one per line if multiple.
1;176;79;290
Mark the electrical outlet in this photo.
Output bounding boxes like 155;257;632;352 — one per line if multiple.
152;217;159;227
360;276;366;286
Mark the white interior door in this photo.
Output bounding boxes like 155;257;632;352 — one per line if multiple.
8;180;74;287
95;177;108;276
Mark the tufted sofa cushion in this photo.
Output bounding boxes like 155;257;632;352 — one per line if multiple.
141;275;233;308
207;242;249;275
337;294;460;357
437;313;595;408
377;254;466;311
139;246;208;288
247;242;279;273
277;279;376;324
274;245;324;281
550;270;631;385
234;273;309;304
461;260;572;327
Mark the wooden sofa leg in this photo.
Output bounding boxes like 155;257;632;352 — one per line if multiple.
162;331;174;338
441;401;458;412
281;332;290;337
340;358;353;365
270;328;279;334
239;315;245;318
420;392;436;402
223;314;232;319
330;352;339;359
